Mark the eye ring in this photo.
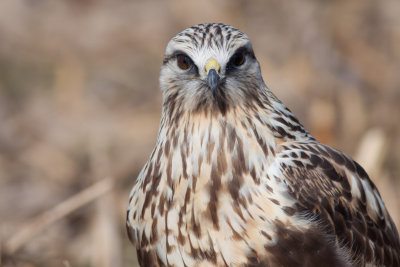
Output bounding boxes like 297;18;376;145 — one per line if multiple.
176;54;193;70
230;52;245;67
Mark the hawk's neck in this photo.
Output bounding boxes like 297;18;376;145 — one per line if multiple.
139;100;312;204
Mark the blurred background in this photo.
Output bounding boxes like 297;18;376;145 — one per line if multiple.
0;0;399;266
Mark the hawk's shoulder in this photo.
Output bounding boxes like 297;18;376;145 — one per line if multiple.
274;141;400;266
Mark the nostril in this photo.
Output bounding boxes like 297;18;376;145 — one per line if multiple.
205;59;220;75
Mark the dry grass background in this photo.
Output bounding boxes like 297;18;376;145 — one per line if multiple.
0;1;399;266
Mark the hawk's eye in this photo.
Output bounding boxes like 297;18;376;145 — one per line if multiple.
176;54;193;70
230;52;245;67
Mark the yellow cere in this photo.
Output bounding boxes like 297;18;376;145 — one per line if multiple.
205;59;220;74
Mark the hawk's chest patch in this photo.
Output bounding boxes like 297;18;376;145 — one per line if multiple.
127;114;308;266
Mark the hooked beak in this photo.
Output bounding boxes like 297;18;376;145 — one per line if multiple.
205;59;221;97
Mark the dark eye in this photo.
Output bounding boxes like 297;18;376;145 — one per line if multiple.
176;54;193;70
230;52;245;66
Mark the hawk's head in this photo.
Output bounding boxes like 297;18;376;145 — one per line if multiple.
160;23;265;115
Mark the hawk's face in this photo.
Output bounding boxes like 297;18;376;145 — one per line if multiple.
160;23;264;114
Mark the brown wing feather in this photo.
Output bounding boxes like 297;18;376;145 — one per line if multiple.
278;142;400;266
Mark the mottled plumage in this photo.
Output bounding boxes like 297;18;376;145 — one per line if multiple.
126;23;400;266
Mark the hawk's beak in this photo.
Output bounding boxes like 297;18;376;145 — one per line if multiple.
205;59;220;97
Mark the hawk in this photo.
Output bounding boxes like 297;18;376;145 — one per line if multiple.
126;23;400;266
